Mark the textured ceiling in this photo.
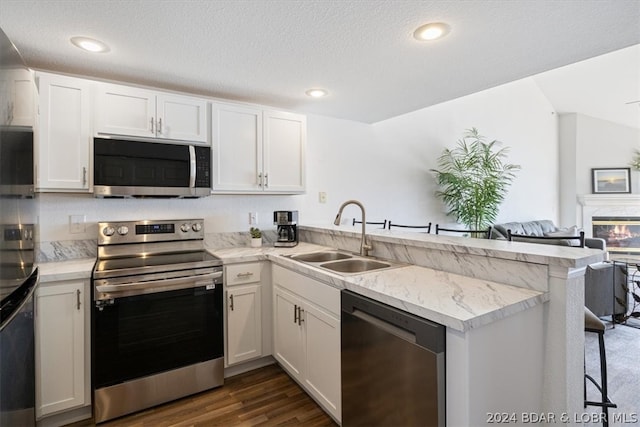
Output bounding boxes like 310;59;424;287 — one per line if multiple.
0;0;639;123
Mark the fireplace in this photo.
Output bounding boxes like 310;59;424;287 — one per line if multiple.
592;216;640;254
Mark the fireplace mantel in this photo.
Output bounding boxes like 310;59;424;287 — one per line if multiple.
579;194;640;207
579;194;640;238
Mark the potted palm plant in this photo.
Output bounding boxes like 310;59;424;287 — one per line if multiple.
431;128;520;234
249;227;262;247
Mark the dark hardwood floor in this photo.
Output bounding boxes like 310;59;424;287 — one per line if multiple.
98;364;338;426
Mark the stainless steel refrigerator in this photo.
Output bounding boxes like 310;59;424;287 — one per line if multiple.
0;26;38;427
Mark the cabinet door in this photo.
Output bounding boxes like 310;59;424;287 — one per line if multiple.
9;69;36;127
272;286;304;380
95;84;156;138
211;103;263;192
303;302;341;421
35;281;86;418
37;73;91;191
156;93;207;143
227;284;262;365
263;110;306;193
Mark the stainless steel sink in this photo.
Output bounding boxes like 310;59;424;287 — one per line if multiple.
286;250;402;275
290;251;353;263
319;258;391;273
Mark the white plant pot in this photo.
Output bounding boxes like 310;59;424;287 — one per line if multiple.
250;237;262;248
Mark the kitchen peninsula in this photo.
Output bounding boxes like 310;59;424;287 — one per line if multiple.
37;224;603;426
294;224;604;425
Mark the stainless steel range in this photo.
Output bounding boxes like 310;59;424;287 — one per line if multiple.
91;219;223;423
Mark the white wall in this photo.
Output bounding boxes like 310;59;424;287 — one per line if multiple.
559;113;640;226
371;77;559;227
38;77;562;243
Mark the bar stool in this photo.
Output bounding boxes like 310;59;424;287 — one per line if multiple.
584;307;617;427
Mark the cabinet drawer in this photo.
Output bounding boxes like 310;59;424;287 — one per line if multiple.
226;263;262;286
272;265;340;316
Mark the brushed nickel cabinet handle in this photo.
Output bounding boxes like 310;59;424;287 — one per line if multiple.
264;173;269;188
236;272;254;278
82;167;87;186
298;307;304;325
258;172;263;187
76;289;81;311
158;117;163;134
150;117;155;134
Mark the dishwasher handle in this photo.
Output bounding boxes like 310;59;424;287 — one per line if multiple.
352;309;416;344
341;290;445;354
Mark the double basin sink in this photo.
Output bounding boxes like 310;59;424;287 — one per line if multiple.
287;250;401;275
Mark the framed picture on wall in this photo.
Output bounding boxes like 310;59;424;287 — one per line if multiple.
592;168;631;194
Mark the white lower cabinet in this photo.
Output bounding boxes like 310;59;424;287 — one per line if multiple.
272;265;341;422
225;262;272;367
227;284;262;365
35;280;90;419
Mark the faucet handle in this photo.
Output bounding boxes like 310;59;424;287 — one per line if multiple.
362;242;373;257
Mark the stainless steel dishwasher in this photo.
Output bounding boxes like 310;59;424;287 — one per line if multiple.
341;290;446;427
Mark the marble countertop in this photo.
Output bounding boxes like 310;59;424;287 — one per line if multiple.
211;243;546;332
38;258;96;283
302;224;606;268
35;241;547;332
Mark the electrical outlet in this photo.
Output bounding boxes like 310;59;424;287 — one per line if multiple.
249;212;258;225
69;214;86;234
319;192;327;203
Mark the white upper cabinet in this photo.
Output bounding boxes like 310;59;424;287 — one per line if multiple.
3;68;37;127
36;72;91;191
211;102;306;194
263;110;306;193
95;83;208;143
211;103;263;192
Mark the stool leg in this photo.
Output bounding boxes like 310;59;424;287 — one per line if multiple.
584;329;617;427
599;333;609;427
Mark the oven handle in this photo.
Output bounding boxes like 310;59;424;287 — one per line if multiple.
95;271;222;299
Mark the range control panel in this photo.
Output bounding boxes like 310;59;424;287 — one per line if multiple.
98;219;204;245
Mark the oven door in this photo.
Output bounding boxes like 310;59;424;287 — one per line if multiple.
92;281;223;389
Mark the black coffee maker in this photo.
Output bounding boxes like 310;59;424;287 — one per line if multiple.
274;211;298;247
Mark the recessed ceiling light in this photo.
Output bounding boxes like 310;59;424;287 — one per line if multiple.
70;36;110;53
413;22;451;41
305;88;328;98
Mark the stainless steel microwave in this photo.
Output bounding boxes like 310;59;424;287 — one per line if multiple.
93;137;211;198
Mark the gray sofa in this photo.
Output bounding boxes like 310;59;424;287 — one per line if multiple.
490;219;606;250
491;220;627;319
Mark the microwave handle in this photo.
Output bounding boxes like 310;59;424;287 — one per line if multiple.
189;145;196;188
